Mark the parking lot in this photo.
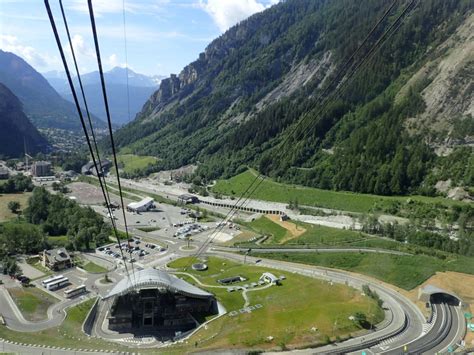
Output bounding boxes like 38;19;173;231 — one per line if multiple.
96;237;167;265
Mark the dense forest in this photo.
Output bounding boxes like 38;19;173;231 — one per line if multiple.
110;0;473;196
24;188;111;250
0;188;110;258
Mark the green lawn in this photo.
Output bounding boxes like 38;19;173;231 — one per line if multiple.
251;252;474;290
293;223;369;246
245;217;370;246
0;192;32;222
7;287;59;321
81;261;108;273
0;298;135;352
115;154;157;175
247;216;289;243
213;169;464;214
168;256;384;350
136;226;160;232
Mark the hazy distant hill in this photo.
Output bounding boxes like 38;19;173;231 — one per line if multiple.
0;83;49;158
44;67;164;125
0;50;107;132
112;0;473;194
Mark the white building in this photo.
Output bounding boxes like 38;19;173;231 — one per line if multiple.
127;197;154;212
259;272;280;285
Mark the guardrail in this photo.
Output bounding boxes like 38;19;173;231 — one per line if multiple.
82;297;99;336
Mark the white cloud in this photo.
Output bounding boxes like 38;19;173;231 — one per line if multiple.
108;53;119;67
0;34;59;69
199;0;279;32
70;34;95;59
107;53;128;69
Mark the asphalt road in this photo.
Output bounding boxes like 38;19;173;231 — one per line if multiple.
0;269;121;332
0;177;466;353
382;302;463;354
215;246;411;256
0;244;464;354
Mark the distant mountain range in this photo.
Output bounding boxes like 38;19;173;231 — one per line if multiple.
0;50;107;133
0;83;49;158
43;67;164;125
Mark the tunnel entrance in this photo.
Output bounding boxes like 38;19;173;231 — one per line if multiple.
418;285;464;307
430;292;461;306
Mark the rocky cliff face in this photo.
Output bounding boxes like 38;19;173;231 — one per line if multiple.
112;0;473;194
403;13;474;147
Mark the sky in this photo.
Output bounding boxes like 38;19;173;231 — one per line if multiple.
0;0;279;77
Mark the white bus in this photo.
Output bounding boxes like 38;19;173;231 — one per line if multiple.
46;277;69;291
64;285;86;299
41;275;64;288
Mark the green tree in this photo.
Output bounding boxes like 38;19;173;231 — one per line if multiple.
7;201;20;214
353;312;367;328
24;187;50;224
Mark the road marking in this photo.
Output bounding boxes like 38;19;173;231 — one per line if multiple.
165;239;176;244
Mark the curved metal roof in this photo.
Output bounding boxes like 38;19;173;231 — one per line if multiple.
103;269;213;300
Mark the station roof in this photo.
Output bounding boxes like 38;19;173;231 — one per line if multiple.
103;268;213;300
127;196;154;210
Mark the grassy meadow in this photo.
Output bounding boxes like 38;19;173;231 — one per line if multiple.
168;256;383;350
213;169;465;214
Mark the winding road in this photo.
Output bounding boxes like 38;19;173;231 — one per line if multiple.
0;176;467;353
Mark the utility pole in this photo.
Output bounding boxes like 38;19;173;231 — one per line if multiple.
244;248;251;264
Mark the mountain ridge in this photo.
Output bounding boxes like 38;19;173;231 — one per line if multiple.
0;50;107;133
109;0;473;195
0;83;49;158
43;67;164;125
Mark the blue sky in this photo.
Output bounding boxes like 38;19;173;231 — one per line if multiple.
0;0;279;77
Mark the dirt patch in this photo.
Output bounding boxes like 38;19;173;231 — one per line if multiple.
67;182;120;205
212;231;234;243
401;271;474;344
267;214;306;243
403;271;474;305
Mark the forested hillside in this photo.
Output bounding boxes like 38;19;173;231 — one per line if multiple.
112;0;473;196
0;84;49;158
